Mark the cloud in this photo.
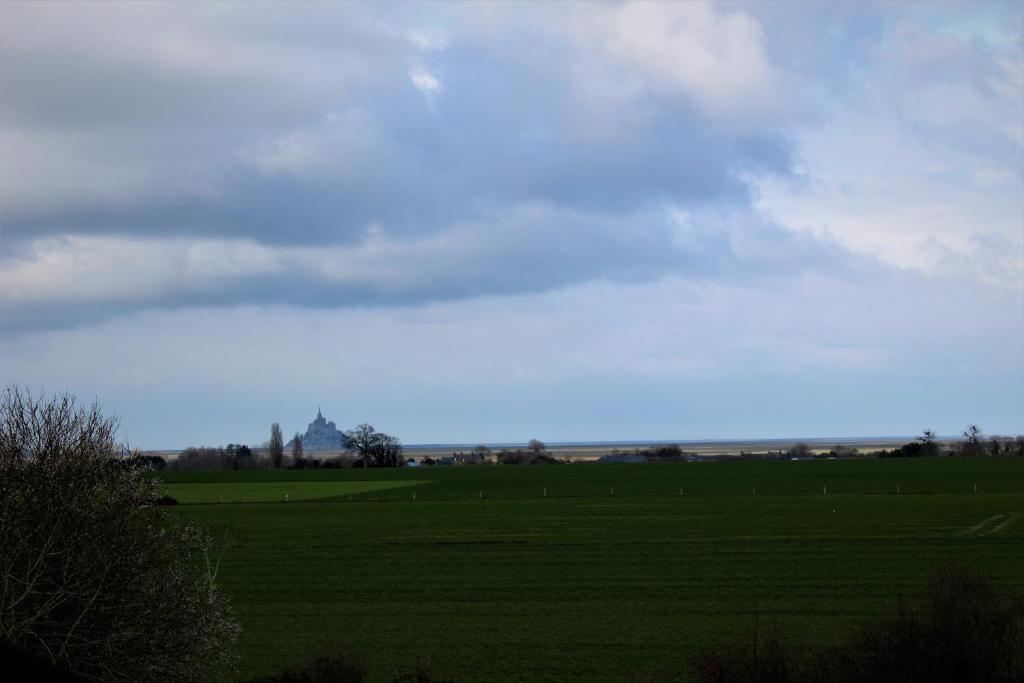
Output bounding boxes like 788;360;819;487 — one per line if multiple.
1;1;796;247
567;1;782;121
409;66;441;94
4;269;1021;446
1;0;1022;450
2;202;854;332
750;1;1024;281
0;1;408;223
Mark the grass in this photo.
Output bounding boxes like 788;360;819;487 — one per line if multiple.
164;480;428;504
160;458;1024;682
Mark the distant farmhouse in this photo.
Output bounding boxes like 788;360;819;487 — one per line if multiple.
288;407;348;451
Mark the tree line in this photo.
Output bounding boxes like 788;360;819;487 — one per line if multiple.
170;422;404;470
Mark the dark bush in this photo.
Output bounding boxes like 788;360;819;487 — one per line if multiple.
497;449;531;465
391;656;456;683
692;623;804;683
0;387;238;682
647;444;683;460
1;639;87;682
498;449;563;465
248;652;455;683
289;458;321;470
692;566;1024;683
842;566;1024;682
248;652;368;683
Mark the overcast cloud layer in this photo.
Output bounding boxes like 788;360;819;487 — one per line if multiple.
1;1;1022;446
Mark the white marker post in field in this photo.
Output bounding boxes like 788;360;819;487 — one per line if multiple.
543;488;547;497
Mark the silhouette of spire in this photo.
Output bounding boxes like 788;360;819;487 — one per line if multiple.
317;405;322;419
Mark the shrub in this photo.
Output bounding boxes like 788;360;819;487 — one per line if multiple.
692;566;1024;683
248;651;456;683
647;444;683;460
692;622;803;683
0;387;238;682
248;652;368;683
842;565;1024;682
497;449;531;465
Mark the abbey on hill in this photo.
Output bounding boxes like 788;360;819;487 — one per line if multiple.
289;407;348;451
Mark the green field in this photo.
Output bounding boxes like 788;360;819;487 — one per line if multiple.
164;480;428;504
161;459;1024;681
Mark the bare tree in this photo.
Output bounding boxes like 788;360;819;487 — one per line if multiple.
292;431;304;465
959;424;985;457
918;429;939;457
964;424;982;444
787;442;812;459
528;438;546;454
0;387;238;681
346;423;403;467
269;422;284;468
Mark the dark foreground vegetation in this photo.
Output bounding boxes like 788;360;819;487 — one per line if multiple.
694;566;1024;683
0;388;237;682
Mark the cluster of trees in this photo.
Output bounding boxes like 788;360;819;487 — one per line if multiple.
467;438;551;465
424;441;555;466
173;443;260;470
172;422;405;470
497;451;561;465
0;387;237;681
954;425;1024;457
879;430;941;458
607;444;695;461
877;427;1024;458
347;423;404;467
775;428;1024;461
780;443;860;459
986;434;1024;457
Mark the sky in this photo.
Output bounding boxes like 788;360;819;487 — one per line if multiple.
1;1;1022;449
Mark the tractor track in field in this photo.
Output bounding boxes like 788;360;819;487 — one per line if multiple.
959;512;1021;536
985;512;1021;535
